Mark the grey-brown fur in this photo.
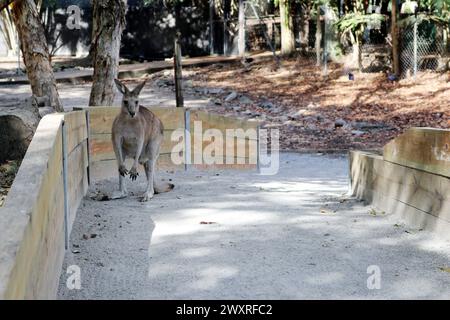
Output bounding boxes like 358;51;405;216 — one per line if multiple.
112;79;174;201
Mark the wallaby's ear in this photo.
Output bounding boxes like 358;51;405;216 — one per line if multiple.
114;79;128;95
132;80;146;95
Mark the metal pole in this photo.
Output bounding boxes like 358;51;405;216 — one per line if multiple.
85;110;91;185
174;34;184;108
323;6;328;76
413;20;418;79
209;0;215;55
62;121;70;250
184;109;191;171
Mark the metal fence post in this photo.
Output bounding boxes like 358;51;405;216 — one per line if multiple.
413;20;418;78
61;120;69;250
184;109;191;171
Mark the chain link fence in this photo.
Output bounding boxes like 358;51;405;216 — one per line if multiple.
400;21;446;78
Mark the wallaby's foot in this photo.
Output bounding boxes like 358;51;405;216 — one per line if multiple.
129;167;139;181
111;190;128;200
154;182;175;194
140;192;154;202
118;165;128;177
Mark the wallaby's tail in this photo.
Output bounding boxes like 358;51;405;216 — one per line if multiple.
154;182;175;194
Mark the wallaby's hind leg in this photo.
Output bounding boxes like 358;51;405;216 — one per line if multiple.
140;135;161;202
141;159;155;202
111;142;128;199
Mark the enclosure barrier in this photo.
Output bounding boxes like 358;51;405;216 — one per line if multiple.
350;127;450;239
0;106;259;299
0;111;88;299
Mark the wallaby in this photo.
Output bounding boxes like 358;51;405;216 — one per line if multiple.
112;79;174;201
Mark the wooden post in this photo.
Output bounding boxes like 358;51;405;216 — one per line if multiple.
238;0;245;58
391;0;400;76
174;34;184;108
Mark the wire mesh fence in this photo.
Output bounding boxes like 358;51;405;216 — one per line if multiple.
400;21;445;78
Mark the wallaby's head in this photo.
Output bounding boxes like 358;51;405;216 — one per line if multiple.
114;79;146;118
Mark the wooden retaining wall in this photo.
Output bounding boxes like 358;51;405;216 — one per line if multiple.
84;107;260;180
0;111;89;299
0;106;260;299
350;127;450;239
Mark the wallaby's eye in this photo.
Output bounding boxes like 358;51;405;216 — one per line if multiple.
135;101;139;107
123;100;128;106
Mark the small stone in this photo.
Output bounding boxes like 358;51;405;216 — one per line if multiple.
351;130;365;136
335;119;346;127
224;91;238;102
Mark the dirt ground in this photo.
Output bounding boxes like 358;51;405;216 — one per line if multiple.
58;153;450;299
175;57;450;151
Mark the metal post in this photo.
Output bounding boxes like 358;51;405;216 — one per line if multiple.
209;0;215;55
184;109;191;171
256;125;260;173
62;121;69;250
85;110;91;185
413;20;418;79
174;34;184;108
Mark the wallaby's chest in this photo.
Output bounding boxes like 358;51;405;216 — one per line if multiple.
119;125;144;156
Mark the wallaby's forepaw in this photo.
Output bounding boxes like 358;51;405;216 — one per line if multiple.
140;192;154;202
129;167;139;181
118;165;128;177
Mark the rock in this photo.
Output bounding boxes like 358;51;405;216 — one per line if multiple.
351;130;366;136
335;119;346;128
225;91;238;102
207;88;224;95
260;100;275;109
238;95;253;104
0;98;40;163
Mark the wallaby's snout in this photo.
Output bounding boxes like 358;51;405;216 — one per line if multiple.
114;79;147;118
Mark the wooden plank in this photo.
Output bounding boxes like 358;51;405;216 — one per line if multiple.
383;127;450;178
349;150;450;238
88;106;185;134
89;130;180;162
191;136;258;164
67;141;89;231
190;109;260;133
64;111;87;154
90;154;183;181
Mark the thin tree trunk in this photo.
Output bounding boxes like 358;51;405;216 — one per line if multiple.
238;0;245;57
89;0;125;106
11;0;62;111
0;0;14;11
391;0;400;75
315;4;322;66
280;0;295;56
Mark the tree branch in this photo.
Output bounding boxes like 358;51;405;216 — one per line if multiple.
0;0;15;12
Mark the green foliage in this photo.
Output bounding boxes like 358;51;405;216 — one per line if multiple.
334;12;386;41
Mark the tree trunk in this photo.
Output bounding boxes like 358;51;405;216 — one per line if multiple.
315;5;322;66
0;0;15;11
0;98;40;163
0;8;18;57
391;0;400;76
280;0;295;56
89;0;126;106
238;0;245;57
10;0;62;111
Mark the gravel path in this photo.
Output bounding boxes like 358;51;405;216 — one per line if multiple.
57;153;450;299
